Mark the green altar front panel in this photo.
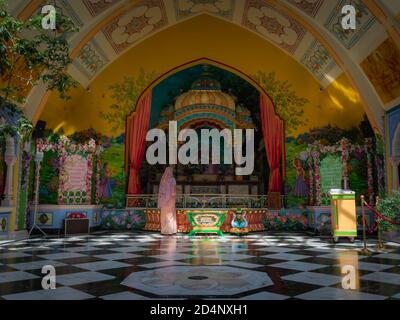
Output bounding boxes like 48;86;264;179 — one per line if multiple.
187;211;226;236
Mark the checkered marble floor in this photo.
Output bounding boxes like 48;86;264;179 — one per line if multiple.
1;231;400;300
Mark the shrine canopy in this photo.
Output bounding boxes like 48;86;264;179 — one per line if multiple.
156;70;255;131
125;66;284;195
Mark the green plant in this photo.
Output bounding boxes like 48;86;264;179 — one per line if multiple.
254;71;308;134
0;108;33;143
376;192;400;231
0;0;78;107
99;69;157;133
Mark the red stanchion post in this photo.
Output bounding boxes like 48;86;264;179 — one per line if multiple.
360;195;372;256
375;196;385;251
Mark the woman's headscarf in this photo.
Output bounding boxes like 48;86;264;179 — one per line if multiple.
157;167;175;208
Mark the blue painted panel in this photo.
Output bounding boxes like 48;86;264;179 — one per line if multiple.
28;206;103;230
387;106;400;156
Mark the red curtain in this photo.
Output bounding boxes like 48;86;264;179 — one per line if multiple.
126;92;152;194
260;94;284;193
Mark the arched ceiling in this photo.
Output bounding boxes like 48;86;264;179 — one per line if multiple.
39;16;367;138
8;0;400;133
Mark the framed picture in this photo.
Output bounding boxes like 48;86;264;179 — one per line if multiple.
0;216;9;232
36;212;53;225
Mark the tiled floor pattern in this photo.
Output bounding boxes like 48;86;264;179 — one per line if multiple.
0;232;400;300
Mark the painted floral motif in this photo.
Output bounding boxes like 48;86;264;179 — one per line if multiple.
243;0;306;54
102;0;167;54
83;0;122;17
264;211;308;231
324;0;375;49
76;43;107;78
174;0;234;20
301;40;337;82
101;210;145;230
287;0;324;17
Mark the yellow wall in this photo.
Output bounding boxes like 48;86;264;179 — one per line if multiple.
40;15;365;138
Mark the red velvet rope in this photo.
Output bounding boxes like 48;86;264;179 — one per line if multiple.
363;215;377;234
363;201;400;226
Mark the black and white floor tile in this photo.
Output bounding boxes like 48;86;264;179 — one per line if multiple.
0;232;400;300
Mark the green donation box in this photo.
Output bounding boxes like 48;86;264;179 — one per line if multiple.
329;189;357;243
187;211;225;236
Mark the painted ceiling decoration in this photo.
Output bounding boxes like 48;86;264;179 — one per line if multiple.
74;41;110;79
243;0;306;55
324;0;376;50
286;0;324;18
102;0;168;54
360;38;400;105
82;0;123;17
32;0;84;31
174;0;235;21
300;39;337;81
11;0;400;107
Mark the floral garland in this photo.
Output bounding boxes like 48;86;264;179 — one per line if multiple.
308;154;314;205
340;138;349;189
86;154;93;204
95;154;101;204
309;139;365;155
37;136;97;205
365;138;374;205
311;151;321;206
36;136;96;157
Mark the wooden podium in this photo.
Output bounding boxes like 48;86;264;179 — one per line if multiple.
329;189;357;243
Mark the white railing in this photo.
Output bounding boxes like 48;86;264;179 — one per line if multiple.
126;194;282;209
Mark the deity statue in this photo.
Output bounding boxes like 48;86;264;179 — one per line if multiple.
158;167;177;235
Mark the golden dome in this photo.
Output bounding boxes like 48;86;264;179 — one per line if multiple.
175;74;235;111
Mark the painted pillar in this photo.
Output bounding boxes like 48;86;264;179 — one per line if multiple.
2;135;16;207
391;157;400;191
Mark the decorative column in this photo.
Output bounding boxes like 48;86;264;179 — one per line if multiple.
308;152;314;206
312;151;321;206
95;148;102;205
365;138;374;205
2;135;17;207
340;138;349;190
391;157;400;191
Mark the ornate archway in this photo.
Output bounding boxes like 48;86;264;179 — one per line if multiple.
125;58;285;195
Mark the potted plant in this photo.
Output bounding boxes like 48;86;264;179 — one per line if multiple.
376;191;400;243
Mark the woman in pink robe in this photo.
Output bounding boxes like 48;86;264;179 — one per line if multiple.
158;167;177;235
